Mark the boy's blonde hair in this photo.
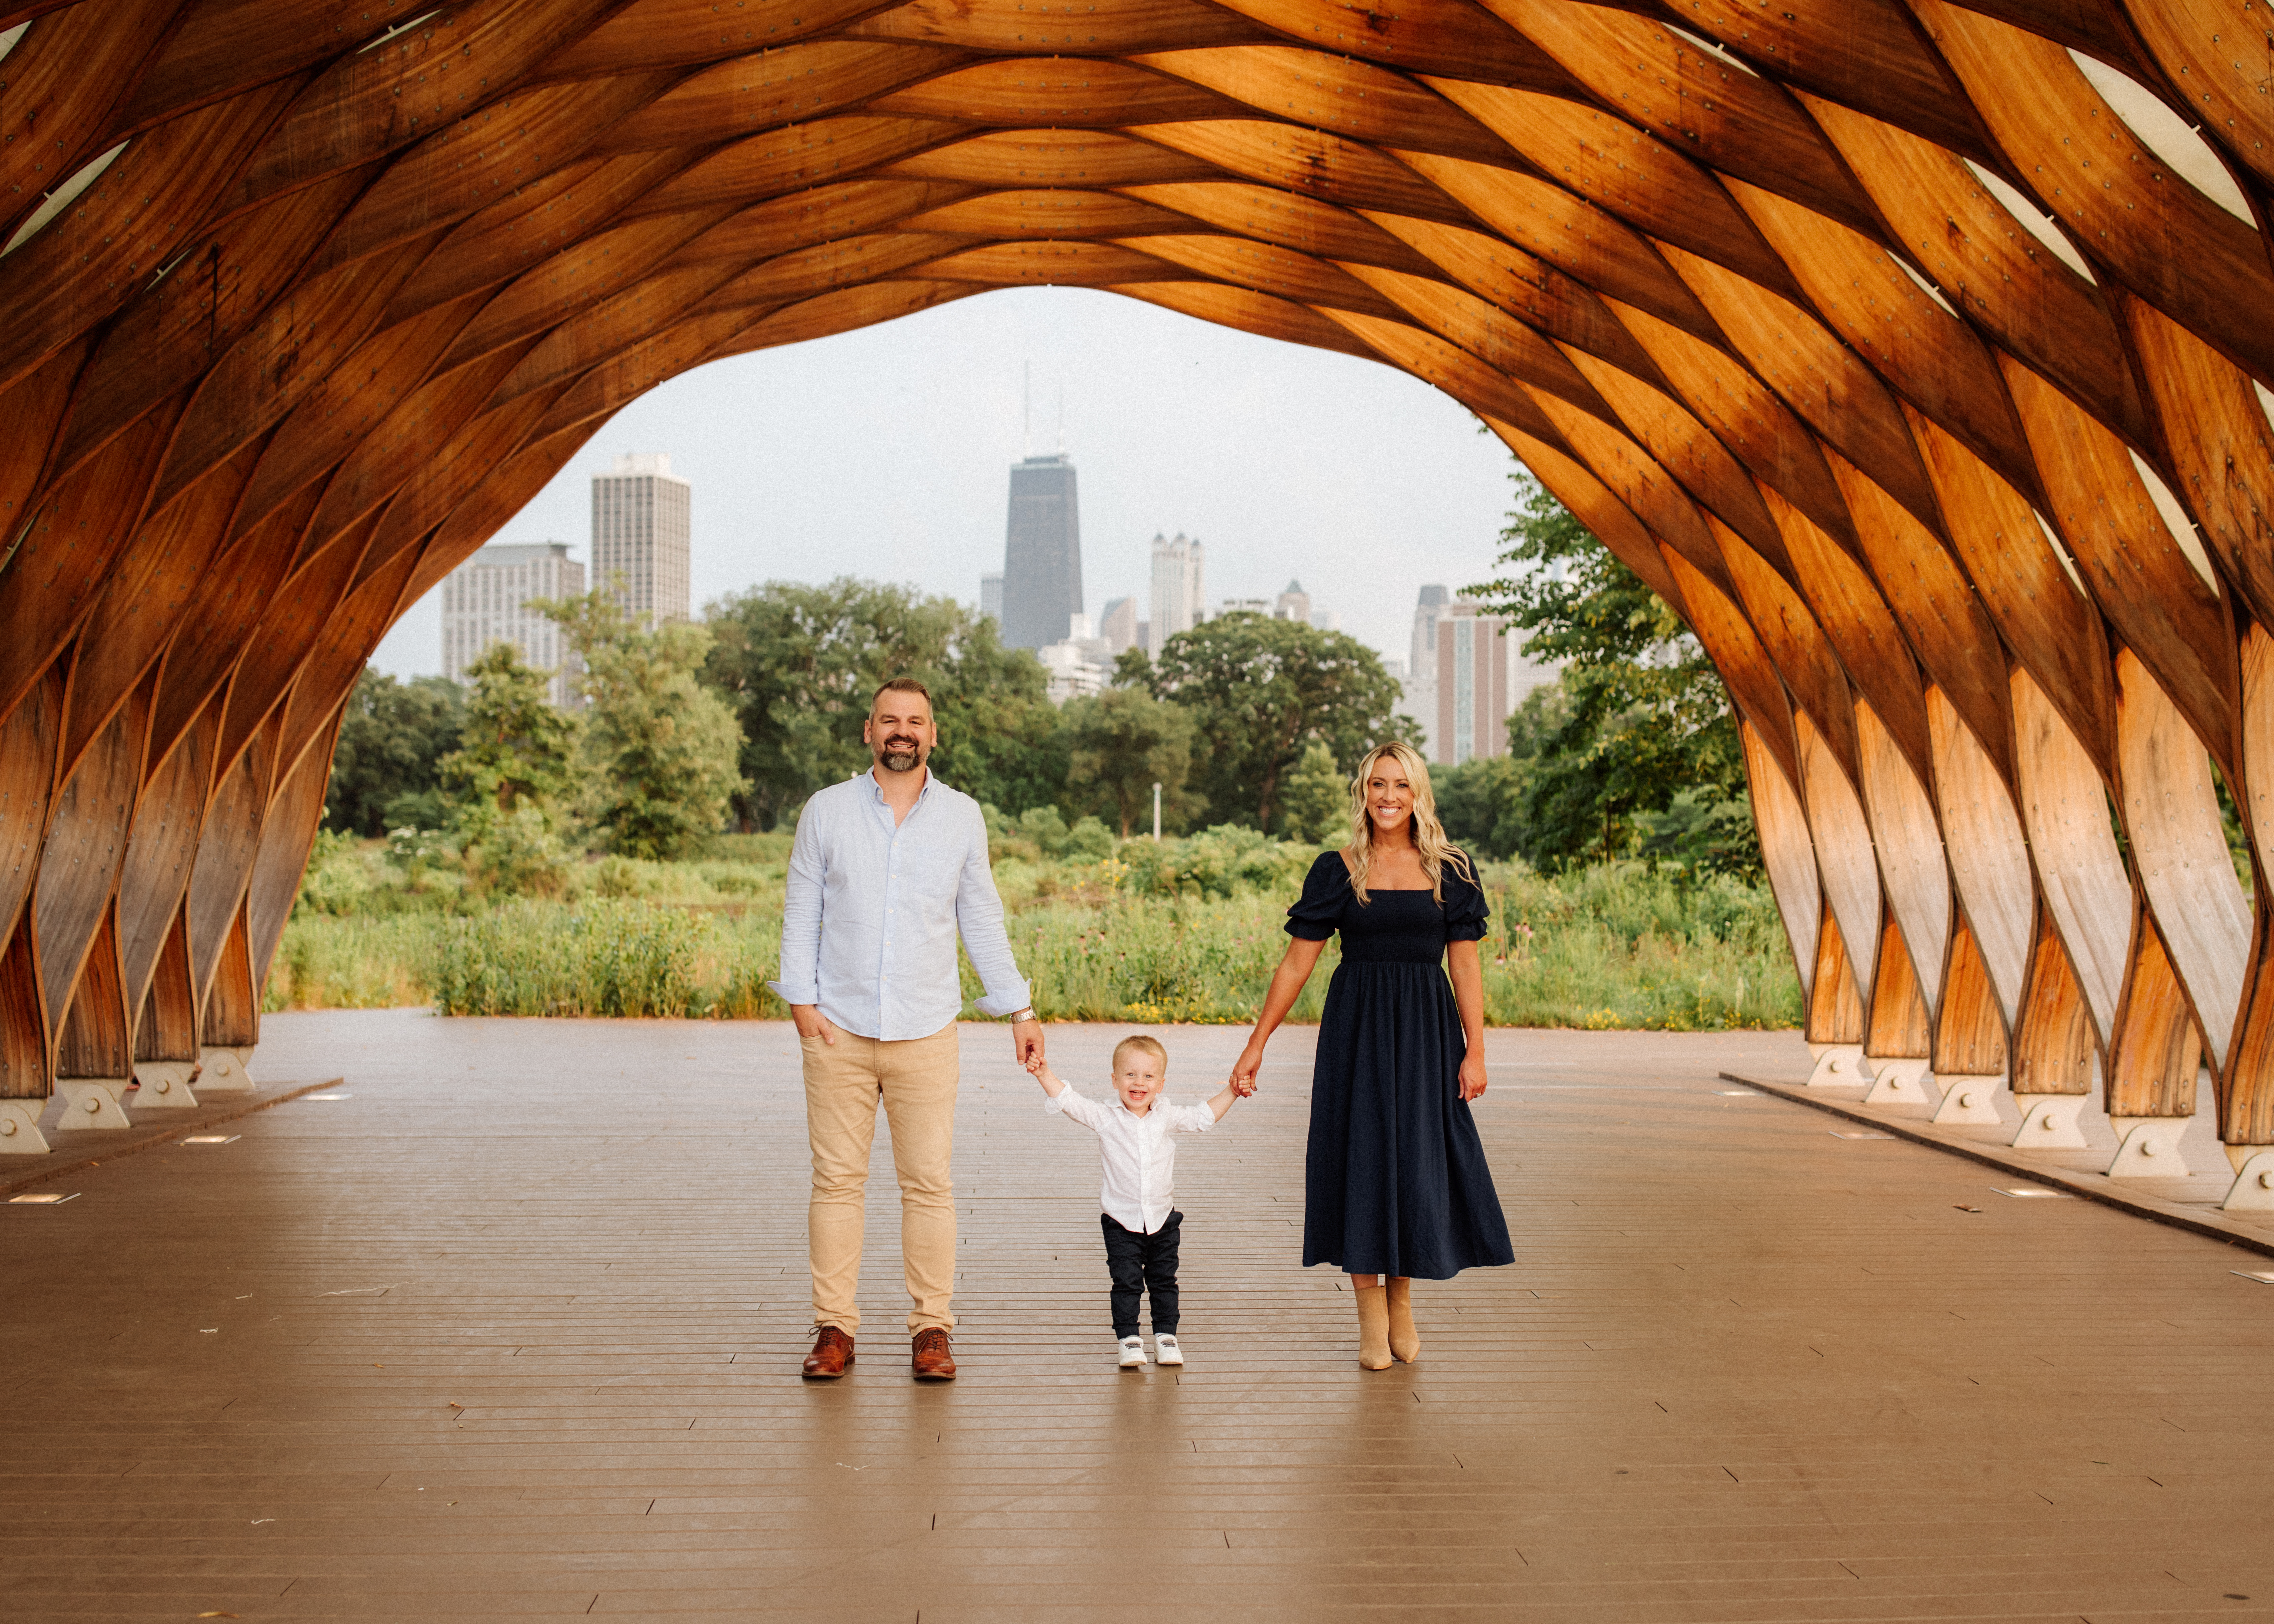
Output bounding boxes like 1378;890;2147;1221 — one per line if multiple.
1112;1034;1168;1074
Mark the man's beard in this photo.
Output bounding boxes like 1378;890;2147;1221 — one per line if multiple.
878;737;922;772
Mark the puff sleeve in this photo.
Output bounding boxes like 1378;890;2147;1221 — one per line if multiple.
1285;851;1349;941
1443;863;1490;943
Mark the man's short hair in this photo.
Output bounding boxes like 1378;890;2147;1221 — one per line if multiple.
1113;1034;1168;1074
871;676;933;712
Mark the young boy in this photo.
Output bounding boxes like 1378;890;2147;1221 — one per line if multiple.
1029;1035;1238;1368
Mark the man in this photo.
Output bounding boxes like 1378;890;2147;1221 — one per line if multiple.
769;678;1044;1381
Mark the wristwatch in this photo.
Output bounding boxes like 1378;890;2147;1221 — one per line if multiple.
1010;1007;1037;1023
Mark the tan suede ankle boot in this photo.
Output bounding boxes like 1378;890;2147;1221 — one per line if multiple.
1386;1276;1420;1363
1354;1283;1392;1369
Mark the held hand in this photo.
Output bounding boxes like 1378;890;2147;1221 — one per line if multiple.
1458;1051;1488;1102
1012;1016;1045;1069
1230;1042;1264;1098
791;1004;838;1045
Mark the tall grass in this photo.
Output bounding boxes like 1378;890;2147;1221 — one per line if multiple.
270;834;1800;1029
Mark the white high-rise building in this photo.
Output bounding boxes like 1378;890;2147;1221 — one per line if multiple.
1037;613;1111;703
1148;532;1206;659
590;452;690;626
980;572;1004;625
440;541;586;708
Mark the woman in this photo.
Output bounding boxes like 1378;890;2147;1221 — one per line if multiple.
1230;741;1513;1368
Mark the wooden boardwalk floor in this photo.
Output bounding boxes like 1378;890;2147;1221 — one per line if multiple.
4;1012;2272;1622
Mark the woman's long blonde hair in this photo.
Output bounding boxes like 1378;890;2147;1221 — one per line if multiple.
1342;740;1474;904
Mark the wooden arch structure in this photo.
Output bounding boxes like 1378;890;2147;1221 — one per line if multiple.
7;0;2274;1196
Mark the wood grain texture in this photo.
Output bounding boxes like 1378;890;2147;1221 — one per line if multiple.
7;0;2274;1159
1741;718;1821;1007
2114;648;2251;1075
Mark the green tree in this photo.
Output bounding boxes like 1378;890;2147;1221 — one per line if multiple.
435;643;582;897
1147;611;1409;834
1467;475;1752;872
1063;685;1201;838
436;644;579;820
700;578;1061;826
1276;740;1350;844
325;667;465;834
1430;685;1568;860
540;592;748;859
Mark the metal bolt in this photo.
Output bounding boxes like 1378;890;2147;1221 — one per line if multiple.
1959;1092;1978;1108
153;1078;170;1095
2041;1117;2056;1130
2140;1140;2158;1156
2260;1170;2272;1189
82;1097;100;1113
0;1118;14;1136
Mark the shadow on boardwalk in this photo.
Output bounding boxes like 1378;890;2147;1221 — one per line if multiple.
2;1012;2269;1620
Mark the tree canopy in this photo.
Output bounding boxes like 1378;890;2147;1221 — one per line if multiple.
325;668;466;835
1465;475;1752;874
436;643;579;822
1063;684;1201;838
543;593;748;859
701;578;1059;826
1144;612;1409;835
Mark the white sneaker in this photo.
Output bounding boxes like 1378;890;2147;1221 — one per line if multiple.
1117;1335;1147;1368
1152;1334;1184;1366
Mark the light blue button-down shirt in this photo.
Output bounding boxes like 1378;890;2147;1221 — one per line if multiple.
768;769;1032;1041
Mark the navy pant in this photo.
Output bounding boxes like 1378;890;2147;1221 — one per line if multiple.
1101;1210;1181;1337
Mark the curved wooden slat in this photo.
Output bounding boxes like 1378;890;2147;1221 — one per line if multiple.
1741;716;1822;1006
1926;685;2032;1030
2113;647;2250;1074
2011;665;2132;1045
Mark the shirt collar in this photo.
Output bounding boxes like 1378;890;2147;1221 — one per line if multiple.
863;766;934;804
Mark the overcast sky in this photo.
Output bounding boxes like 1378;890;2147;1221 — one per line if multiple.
370;285;1526;679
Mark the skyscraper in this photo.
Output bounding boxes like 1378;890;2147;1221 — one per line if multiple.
590;452;690;626
980;572;1004;625
1000;452;1081;650
441;542;586;708
1409;589;1560;765
1148;532;1205;659
1275;580;1312;623
1407;585;1449;756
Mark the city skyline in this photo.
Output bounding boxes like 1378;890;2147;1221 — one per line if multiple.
369;288;1521;681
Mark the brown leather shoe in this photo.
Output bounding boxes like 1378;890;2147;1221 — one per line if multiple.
910;1327;956;1381
802;1325;854;1379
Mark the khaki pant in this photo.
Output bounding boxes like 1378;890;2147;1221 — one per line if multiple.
802;1023;959;1337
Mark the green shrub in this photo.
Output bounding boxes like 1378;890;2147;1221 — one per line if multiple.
271;834;1800;1030
428;900;780;1017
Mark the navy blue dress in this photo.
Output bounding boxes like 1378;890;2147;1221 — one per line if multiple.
1287;851;1514;1279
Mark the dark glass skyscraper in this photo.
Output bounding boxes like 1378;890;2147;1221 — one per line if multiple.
1000;452;1081;650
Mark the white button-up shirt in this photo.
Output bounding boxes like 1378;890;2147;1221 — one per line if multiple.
1045;1086;1216;1234
767;769;1031;1041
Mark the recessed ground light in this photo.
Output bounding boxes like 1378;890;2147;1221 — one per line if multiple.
182;1135;239;1145
1717;1089;1760;1097
1830;1129;1894;1139
2233;1271;2274;1285
9;1192;76;1204
301;1093;352;1101
1994;1187;2071;1198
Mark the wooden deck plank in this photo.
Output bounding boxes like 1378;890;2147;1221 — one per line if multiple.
0;1012;2269;1617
